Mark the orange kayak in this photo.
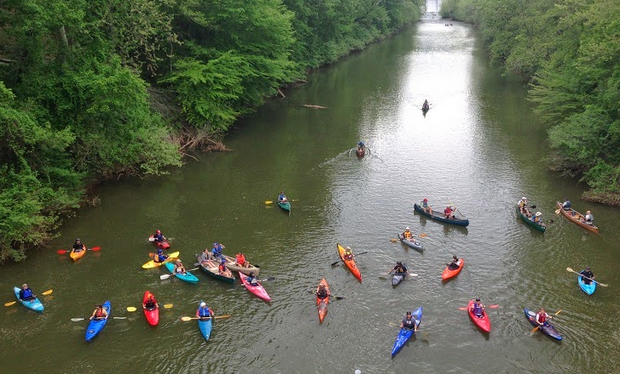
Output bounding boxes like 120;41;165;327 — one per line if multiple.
337;243;362;282
70;246;87;261
441;258;464;281
316;278;330;323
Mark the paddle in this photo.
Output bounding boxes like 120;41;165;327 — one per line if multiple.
307;291;346;300
531;309;562;333
330;251;368;267
390;233;427;243
4;289;54;307
566;267;608;287
126;304;173;312
458;305;498;311
160;267;199;280
265;200;273;204
57;247;101;255
70;317;127;322
180;315;232;321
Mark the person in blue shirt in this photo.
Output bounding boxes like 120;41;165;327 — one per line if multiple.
211;242;225;260
19;283;36;301
247;272;259;286
153;249;168;263
562;198;571;210
197;302;214;320
471;298;484;318
153;230;166;243
421;198;433;214
278;191;288;204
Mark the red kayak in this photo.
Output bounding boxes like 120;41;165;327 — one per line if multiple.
316;278;330;323
239;272;271;302
441;258;464;281
149;235;170;250
143;291;159;326
467;299;491;333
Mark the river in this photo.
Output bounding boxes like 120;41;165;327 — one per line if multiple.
1;8;619;374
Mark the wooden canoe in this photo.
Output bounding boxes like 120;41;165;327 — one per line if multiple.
196;254;235;284
414;203;469;227
556;202;598;233
222;255;260;276
516;205;546;232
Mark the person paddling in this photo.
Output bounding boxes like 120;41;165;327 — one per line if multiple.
580;267;595;284
471;298;485;318
343;246;354;261
18;283;37;302
144;295;158;311
246;272;260;286
218;258;232;277
581;210;594;225
447;256;461;270
278;191;288;204
153;249;168;263
535;308;549;327
402;227;413;240
316;284;330;300
401;311;418;332
173;259;187;275
197;302;214;320
90;304;108;320
389;261;408;275
153;230;167;243
73;238;85;253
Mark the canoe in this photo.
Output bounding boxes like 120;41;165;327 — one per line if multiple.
164;262;199;284
337;243;362;282
149;235;170;249
391;306;422;358
142;251;180;269
392;273;405;287
316;278;330;323
413;203;469;227
70;245;87;261
196;301;213;341
441;258;464;281
222;255;260;276
356;147;365;157
467;300;491;333
524;308;562;340
12;287;44;312
556;202;599;233
142;291;159;326
196;254;235;284
516;205;546;232
397;232;423;251
85;301;111;342
239;272;271;302
578;275;596;295
278;200;291;213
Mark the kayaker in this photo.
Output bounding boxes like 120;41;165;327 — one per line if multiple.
278;191;288;203
422;100;429;111
211;242;225;260
343;246;354;261
535;308;549;326
19;283;36;302
357;141;365;150
173;259;187;275
144;295;158;311
153;249;168;263
316;284;330;300
580;267;595;285
247;272;260;286
402;227;413;240
518;197;529;214
90;304;108;320
389;262;408;275
197;302;214;320
73;238;85;253
583;210;594;225
531;212;543;224
235;252;249;268
153;230;167;243
471;298;484;318
218;258;232;277
447;256;461;270
562;198;571;210
421;198;433;214
443;206;454;219
401;311;418;332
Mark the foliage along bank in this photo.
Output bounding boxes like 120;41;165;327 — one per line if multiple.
440;0;620;205
0;0;423;262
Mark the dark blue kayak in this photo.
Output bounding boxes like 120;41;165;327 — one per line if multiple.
391;307;422;358
397;232;423;251
414;203;469;227
524;308;562;341
86;301;111;342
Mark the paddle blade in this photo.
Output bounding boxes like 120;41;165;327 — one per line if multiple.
163;304;173;309
160;274;172;280
334;297;345;301
215;314;232;319
4;301;17;307
41;289;53;296
555;208;561;214
554;309;562;316
181;316;194;322
57;250;68;255
113;317;127;320
531;326;540;334
265;200;273;204
330;261;340;267
71;318;85;322
418;233;428;238
488;305;499;308
90;246;101;251
566;267;574;273
126;307;137;312
390;238;398;243
148;237;155;242
410;273;419;277
458;307;468;311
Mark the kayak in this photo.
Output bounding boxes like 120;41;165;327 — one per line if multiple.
142;251;180;269
337;243;362;282
578;275;596;295
239;271;271;302
196;301;213;341
70;245;87;261
391;306;422;358
397;232;423;251
524;308;562;340
142;291;159;326
414;203;469;227
85;301;111;342
278;200;291;213
222;255;260;276
392;273;405;287
467;300;491;333
196;255;235;284
316;278;330;323
149;235;170;249
516;205;546;232
12;287;44;312
441;258;464;281
556;202;599;233
164;262;199;284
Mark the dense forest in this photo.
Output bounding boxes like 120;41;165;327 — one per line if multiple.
0;0;423;262
441;0;620;205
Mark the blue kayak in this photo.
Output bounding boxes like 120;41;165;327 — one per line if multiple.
85;301;111;342
397;232;423;251
578;275;596;295
196;301;213;341
164;262;199;284
12;287;44;312
524;308;562;341
391;307;423;358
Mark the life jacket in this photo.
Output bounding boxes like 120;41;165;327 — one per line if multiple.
145;299;156;309
212;246;222;256
219;263;227;272
95;308;105;318
154;234;164;241
404;231;412;239
472;303;483;315
73;243;84;250
536;313;546;323
21;288;33;299
445;207;452;215
157;254;167;262
198;306;211;318
236;254;246;265
248;276;258;286
403;317;415;328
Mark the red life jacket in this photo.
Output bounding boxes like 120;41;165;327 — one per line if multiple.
95;308;105;318
537;313;546;323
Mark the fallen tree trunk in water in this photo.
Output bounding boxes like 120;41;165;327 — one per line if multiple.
301;104;327;109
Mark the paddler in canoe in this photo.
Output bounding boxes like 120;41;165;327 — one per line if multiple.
580;210;595;226
518;197;531;216
470;298;485;318
421;198;433;214
218;258;233;278
18;283;37;303
153;249;169;263
443;205;456;219
401;311;418;332
173;259;187;275
90;304;109;321
447;256;462;270
211;242;225;261
316;283;330;300
144;294;158;311
235;252;251;268
389;262;409;276
197;302;214;320
531;211;543;224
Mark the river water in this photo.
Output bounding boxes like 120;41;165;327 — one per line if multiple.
2;9;619;374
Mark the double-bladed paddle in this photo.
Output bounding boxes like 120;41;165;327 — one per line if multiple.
4;289;53;307
566;267;608;287
180;315;231;321
330;251;368;267
390;233;427;243
458;305;498;311
160;267;199;280
308;290;345;300
57;247;101;255
126;304;173;312
531;309;562;333
70;316;127;322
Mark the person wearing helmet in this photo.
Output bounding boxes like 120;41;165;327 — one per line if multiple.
278;191;288;204
218;258;232;277
402;227;413;240
144;295;158;311
401;311;417;331
72;238;85;253
247;272;259;286
389;261;408;275
471;298;485;318
211;242;225;260
197;302;214;320
580;267;595;285
153;248;168;263
421;198;432;214
531;211;543;224
316;284;330;300
18;283;36;302
152;229;167;245
343;246;354;261
447;255;461;270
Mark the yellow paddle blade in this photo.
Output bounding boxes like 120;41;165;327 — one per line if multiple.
4;301;17;307
163;304;173;309
41;289;53;296
566;267;574;273
555;208;561;214
180;316;194;322
265;200;273;204
390;238;398;243
418;233;428;238
126;307;138;312
554;309;562;316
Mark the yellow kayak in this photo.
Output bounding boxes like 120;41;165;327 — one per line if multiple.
70;246;87;261
141;251;180;269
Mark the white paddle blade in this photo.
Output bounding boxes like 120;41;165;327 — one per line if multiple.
160;274;172;280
